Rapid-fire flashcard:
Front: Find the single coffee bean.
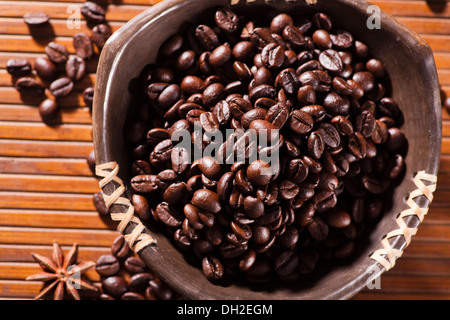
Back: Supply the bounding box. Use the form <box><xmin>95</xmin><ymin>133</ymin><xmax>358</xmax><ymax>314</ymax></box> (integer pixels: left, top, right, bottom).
<box><xmin>325</xmin><ymin>209</ymin><xmax>351</xmax><ymax>228</ymax></box>
<box><xmin>102</xmin><ymin>276</ymin><xmax>127</xmax><ymax>298</ymax></box>
<box><xmin>65</xmin><ymin>56</ymin><xmax>86</xmax><ymax>81</ymax></box>
<box><xmin>111</xmin><ymin>235</ymin><xmax>130</xmax><ymax>259</ymax></box>
<box><xmin>93</xmin><ymin>192</ymin><xmax>109</xmax><ymax>215</ymax></box>
<box><xmin>15</xmin><ymin>77</ymin><xmax>45</xmax><ymax>96</ymax></box>
<box><xmin>96</xmin><ymin>255</ymin><xmax>120</xmax><ymax>276</ymax></box>
<box><xmin>247</xmin><ymin>160</ymin><xmax>273</xmax><ymax>186</ymax></box>
<box><xmin>330</xmin><ymin>30</ymin><xmax>354</xmax><ymax>50</ymax></box>
<box><xmin>312</xmin><ymin>29</ymin><xmax>332</xmax><ymax>49</ymax></box>
<box><xmin>23</xmin><ymin>11</ymin><xmax>49</xmax><ymax>26</ymax></box>
<box><xmin>286</xmin><ymin>158</ymin><xmax>309</xmax><ymax>183</ymax></box>
<box><xmin>128</xmin><ymin>272</ymin><xmax>154</xmax><ymax>292</ymax></box>
<box><xmin>202</xmin><ymin>256</ymin><xmax>224</xmax><ymax>281</ymax></box>
<box><xmin>45</xmin><ymin>42</ymin><xmax>69</xmax><ymax>64</ymax></box>
<box><xmin>132</xmin><ymin>194</ymin><xmax>151</xmax><ymax>220</ymax></box>
<box><xmin>282</xmin><ymin>25</ymin><xmax>305</xmax><ymax>47</ymax></box>
<box><xmin>49</xmin><ymin>77</ymin><xmax>74</xmax><ymax>98</ymax></box>
<box><xmin>288</xmin><ymin>110</ymin><xmax>314</xmax><ymax>134</ymax></box>
<box><xmin>352</xmin><ymin>71</ymin><xmax>375</xmax><ymax>92</ymax></box>
<box><xmin>331</xmin><ymin>115</ymin><xmax>353</xmax><ymax>136</ymax></box>
<box><xmin>215</xmin><ymin>7</ymin><xmax>239</xmax><ymax>33</ymax></box>
<box><xmin>91</xmin><ymin>24</ymin><xmax>112</xmax><ymax>50</ymax></box>
<box><xmin>308</xmin><ymin>132</ymin><xmax>325</xmax><ymax>160</ymax></box>
<box><xmin>209</xmin><ymin>44</ymin><xmax>232</xmax><ymax>67</ymax></box>
<box><xmin>318</xmin><ymin>123</ymin><xmax>341</xmax><ymax>148</ymax></box>
<box><xmin>270</xmin><ymin>13</ymin><xmax>293</xmax><ymax>34</ymax></box>
<box><xmin>191</xmin><ymin>189</ymin><xmax>221</xmax><ymax>213</ymax></box>
<box><xmin>313</xmin><ymin>12</ymin><xmax>332</xmax><ymax>31</ymax></box>
<box><xmin>307</xmin><ymin>217</ymin><xmax>329</xmax><ymax>240</ymax></box>
<box><xmin>81</xmin><ymin>1</ymin><xmax>106</xmax><ymax>23</ymax></box>
<box><xmin>34</xmin><ymin>57</ymin><xmax>58</xmax><ymax>82</ymax></box>
<box><xmin>155</xmin><ymin>202</ymin><xmax>183</xmax><ymax>227</ymax></box>
<box><xmin>250</xmin><ymin>28</ymin><xmax>275</xmax><ymax>50</ymax></box>
<box><xmin>73</xmin><ymin>33</ymin><xmax>94</xmax><ymax>60</ymax></box>
<box><xmin>6</xmin><ymin>59</ymin><xmax>32</xmax><ymax>77</ymax></box>
<box><xmin>319</xmin><ymin>49</ymin><xmax>343</xmax><ymax>73</ymax></box>
<box><xmin>195</xmin><ymin>25</ymin><xmax>219</xmax><ymax>51</ymax></box>
<box><xmin>355</xmin><ymin>110</ymin><xmax>376</xmax><ymax>138</ymax></box>
<box><xmin>274</xmin><ymin>250</ymin><xmax>299</xmax><ymax>277</ymax></box>
<box><xmin>275</xmin><ymin>68</ymin><xmax>300</xmax><ymax>96</ymax></box>
<box><xmin>39</xmin><ymin>98</ymin><xmax>59</xmax><ymax>124</ymax></box>
<box><xmin>265</xmin><ymin>103</ymin><xmax>289</xmax><ymax>129</ymax></box>
<box><xmin>130</xmin><ymin>175</ymin><xmax>158</xmax><ymax>193</ymax></box>
<box><xmin>261</xmin><ymin>43</ymin><xmax>285</xmax><ymax>69</ymax></box>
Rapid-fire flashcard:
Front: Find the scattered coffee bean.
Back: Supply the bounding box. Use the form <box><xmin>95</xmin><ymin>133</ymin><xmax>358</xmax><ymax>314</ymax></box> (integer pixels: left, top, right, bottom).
<box><xmin>73</xmin><ymin>33</ymin><xmax>94</xmax><ymax>60</ymax></box>
<box><xmin>38</xmin><ymin>98</ymin><xmax>59</xmax><ymax>124</ymax></box>
<box><xmin>81</xmin><ymin>1</ymin><xmax>106</xmax><ymax>24</ymax></box>
<box><xmin>45</xmin><ymin>42</ymin><xmax>69</xmax><ymax>64</ymax></box>
<box><xmin>15</xmin><ymin>77</ymin><xmax>45</xmax><ymax>96</ymax></box>
<box><xmin>23</xmin><ymin>11</ymin><xmax>49</xmax><ymax>26</ymax></box>
<box><xmin>6</xmin><ymin>59</ymin><xmax>32</xmax><ymax>77</ymax></box>
<box><xmin>49</xmin><ymin>77</ymin><xmax>74</xmax><ymax>98</ymax></box>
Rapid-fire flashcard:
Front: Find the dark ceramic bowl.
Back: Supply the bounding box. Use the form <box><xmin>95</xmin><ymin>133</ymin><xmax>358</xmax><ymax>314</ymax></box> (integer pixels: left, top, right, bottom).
<box><xmin>93</xmin><ymin>0</ymin><xmax>441</xmax><ymax>299</ymax></box>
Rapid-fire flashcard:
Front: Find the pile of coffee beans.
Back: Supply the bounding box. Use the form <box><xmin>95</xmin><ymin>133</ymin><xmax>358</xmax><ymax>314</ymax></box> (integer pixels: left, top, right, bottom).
<box><xmin>6</xmin><ymin>1</ymin><xmax>111</xmax><ymax>124</ymax></box>
<box><xmin>96</xmin><ymin>235</ymin><xmax>180</xmax><ymax>300</ymax></box>
<box><xmin>126</xmin><ymin>8</ymin><xmax>407</xmax><ymax>284</ymax></box>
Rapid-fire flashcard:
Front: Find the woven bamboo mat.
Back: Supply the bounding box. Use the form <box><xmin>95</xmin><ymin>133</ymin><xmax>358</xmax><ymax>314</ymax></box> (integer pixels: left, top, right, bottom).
<box><xmin>0</xmin><ymin>0</ymin><xmax>449</xmax><ymax>300</ymax></box>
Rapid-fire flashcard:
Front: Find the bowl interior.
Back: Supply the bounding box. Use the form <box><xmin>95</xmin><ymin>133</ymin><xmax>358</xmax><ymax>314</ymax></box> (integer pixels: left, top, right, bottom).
<box><xmin>93</xmin><ymin>0</ymin><xmax>441</xmax><ymax>299</ymax></box>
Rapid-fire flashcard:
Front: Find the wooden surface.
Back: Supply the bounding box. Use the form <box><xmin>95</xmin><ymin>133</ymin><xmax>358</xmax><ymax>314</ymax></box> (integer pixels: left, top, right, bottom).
<box><xmin>0</xmin><ymin>0</ymin><xmax>449</xmax><ymax>300</ymax></box>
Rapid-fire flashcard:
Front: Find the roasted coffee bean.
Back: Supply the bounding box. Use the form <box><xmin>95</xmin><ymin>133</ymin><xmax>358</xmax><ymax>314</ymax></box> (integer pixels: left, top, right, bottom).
<box><xmin>215</xmin><ymin>7</ymin><xmax>239</xmax><ymax>33</ymax></box>
<box><xmin>209</xmin><ymin>44</ymin><xmax>232</xmax><ymax>67</ymax></box>
<box><xmin>307</xmin><ymin>217</ymin><xmax>329</xmax><ymax>240</ymax></box>
<box><xmin>331</xmin><ymin>30</ymin><xmax>353</xmax><ymax>49</ymax></box>
<box><xmin>15</xmin><ymin>77</ymin><xmax>45</xmax><ymax>96</ymax></box>
<box><xmin>39</xmin><ymin>98</ymin><xmax>59</xmax><ymax>124</ymax></box>
<box><xmin>312</xmin><ymin>29</ymin><xmax>332</xmax><ymax>49</ymax></box>
<box><xmin>131</xmin><ymin>175</ymin><xmax>158</xmax><ymax>193</ymax></box>
<box><xmin>45</xmin><ymin>42</ymin><xmax>69</xmax><ymax>64</ymax></box>
<box><xmin>202</xmin><ymin>256</ymin><xmax>224</xmax><ymax>282</ymax></box>
<box><xmin>149</xmin><ymin>278</ymin><xmax>173</xmax><ymax>300</ymax></box>
<box><xmin>192</xmin><ymin>189</ymin><xmax>221</xmax><ymax>213</ymax></box>
<box><xmin>312</xmin><ymin>190</ymin><xmax>337</xmax><ymax>212</ymax></box>
<box><xmin>319</xmin><ymin>49</ymin><xmax>343</xmax><ymax>73</ymax></box>
<box><xmin>265</xmin><ymin>103</ymin><xmax>289</xmax><ymax>129</ymax></box>
<box><xmin>261</xmin><ymin>43</ymin><xmax>285</xmax><ymax>69</ymax></box>
<box><xmin>241</xmin><ymin>108</ymin><xmax>267</xmax><ymax>129</ymax></box>
<box><xmin>366</xmin><ymin>59</ymin><xmax>385</xmax><ymax>78</ymax></box>
<box><xmin>111</xmin><ymin>235</ymin><xmax>130</xmax><ymax>259</ymax></box>
<box><xmin>91</xmin><ymin>24</ymin><xmax>112</xmax><ymax>50</ymax></box>
<box><xmin>373</xmin><ymin>120</ymin><xmax>389</xmax><ymax>143</ymax></box>
<box><xmin>81</xmin><ymin>2</ymin><xmax>105</xmax><ymax>23</ymax></box>
<box><xmin>233</xmin><ymin>41</ymin><xmax>255</xmax><ymax>61</ymax></box>
<box><xmin>196</xmin><ymin>25</ymin><xmax>219</xmax><ymax>51</ymax></box>
<box><xmin>93</xmin><ymin>192</ymin><xmax>109</xmax><ymax>215</ymax></box>
<box><xmin>288</xmin><ymin>110</ymin><xmax>313</xmax><ymax>134</ymax></box>
<box><xmin>308</xmin><ymin>131</ymin><xmax>325</xmax><ymax>159</ymax></box>
<box><xmin>352</xmin><ymin>71</ymin><xmax>375</xmax><ymax>92</ymax></box>
<box><xmin>73</xmin><ymin>33</ymin><xmax>94</xmax><ymax>60</ymax></box>
<box><xmin>155</xmin><ymin>202</ymin><xmax>183</xmax><ymax>227</ymax></box>
<box><xmin>34</xmin><ymin>57</ymin><xmax>58</xmax><ymax>82</ymax></box>
<box><xmin>331</xmin><ymin>115</ymin><xmax>353</xmax><ymax>136</ymax></box>
<box><xmin>385</xmin><ymin>127</ymin><xmax>406</xmax><ymax>151</ymax></box>
<box><xmin>49</xmin><ymin>77</ymin><xmax>74</xmax><ymax>98</ymax></box>
<box><xmin>299</xmin><ymin>70</ymin><xmax>331</xmax><ymax>92</ymax></box>
<box><xmin>132</xmin><ymin>194</ymin><xmax>151</xmax><ymax>220</ymax></box>
<box><xmin>286</xmin><ymin>158</ymin><xmax>309</xmax><ymax>183</ymax></box>
<box><xmin>318</xmin><ymin>123</ymin><xmax>341</xmax><ymax>148</ymax></box>
<box><xmin>282</xmin><ymin>25</ymin><xmax>305</xmax><ymax>47</ymax></box>
<box><xmin>96</xmin><ymin>255</ymin><xmax>120</xmax><ymax>277</ymax></box>
<box><xmin>270</xmin><ymin>13</ymin><xmax>293</xmax><ymax>34</ymax></box>
<box><xmin>65</xmin><ymin>56</ymin><xmax>86</xmax><ymax>81</ymax></box>
<box><xmin>386</xmin><ymin>154</ymin><xmax>405</xmax><ymax>180</ymax></box>
<box><xmin>355</xmin><ymin>110</ymin><xmax>376</xmax><ymax>138</ymax></box>
<box><xmin>23</xmin><ymin>11</ymin><xmax>49</xmax><ymax>26</ymax></box>
<box><xmin>6</xmin><ymin>58</ymin><xmax>32</xmax><ymax>77</ymax></box>
<box><xmin>332</xmin><ymin>76</ymin><xmax>353</xmax><ymax>95</ymax></box>
<box><xmin>323</xmin><ymin>91</ymin><xmax>350</xmax><ymax>116</ymax></box>
<box><xmin>297</xmin><ymin>85</ymin><xmax>316</xmax><ymax>105</ymax></box>
<box><xmin>274</xmin><ymin>250</ymin><xmax>299</xmax><ymax>277</ymax></box>
<box><xmin>243</xmin><ymin>160</ymin><xmax>271</xmax><ymax>187</ymax></box>
<box><xmin>102</xmin><ymin>276</ymin><xmax>128</xmax><ymax>298</ymax></box>
<box><xmin>275</xmin><ymin>68</ymin><xmax>300</xmax><ymax>96</ymax></box>
<box><xmin>249</xmin><ymin>84</ymin><xmax>277</xmax><ymax>102</ymax></box>
<box><xmin>250</xmin><ymin>28</ymin><xmax>275</xmax><ymax>50</ymax></box>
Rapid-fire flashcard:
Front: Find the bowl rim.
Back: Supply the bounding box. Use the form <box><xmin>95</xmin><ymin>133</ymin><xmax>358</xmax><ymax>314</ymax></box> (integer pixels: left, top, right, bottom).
<box><xmin>93</xmin><ymin>0</ymin><xmax>442</xmax><ymax>300</ymax></box>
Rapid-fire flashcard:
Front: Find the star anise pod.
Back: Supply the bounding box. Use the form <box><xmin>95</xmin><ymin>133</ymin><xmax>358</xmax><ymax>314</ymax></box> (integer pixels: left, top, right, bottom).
<box><xmin>26</xmin><ymin>241</ymin><xmax>97</xmax><ymax>300</ymax></box>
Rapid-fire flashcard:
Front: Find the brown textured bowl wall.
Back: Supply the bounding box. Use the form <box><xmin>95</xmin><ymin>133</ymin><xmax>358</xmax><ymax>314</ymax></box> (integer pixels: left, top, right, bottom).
<box><xmin>93</xmin><ymin>0</ymin><xmax>441</xmax><ymax>299</ymax></box>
